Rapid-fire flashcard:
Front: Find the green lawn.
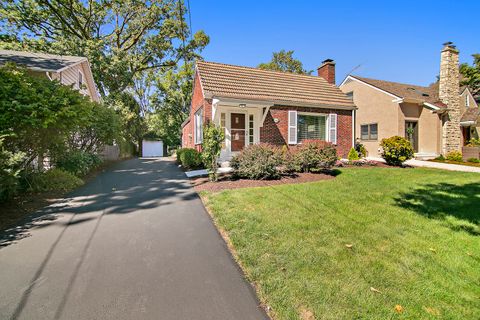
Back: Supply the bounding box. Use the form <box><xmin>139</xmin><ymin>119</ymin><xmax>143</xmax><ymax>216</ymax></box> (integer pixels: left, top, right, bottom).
<box><xmin>201</xmin><ymin>167</ymin><xmax>480</xmax><ymax>320</ymax></box>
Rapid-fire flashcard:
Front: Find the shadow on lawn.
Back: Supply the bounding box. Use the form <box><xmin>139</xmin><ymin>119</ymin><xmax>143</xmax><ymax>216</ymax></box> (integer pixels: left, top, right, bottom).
<box><xmin>394</xmin><ymin>182</ymin><xmax>480</xmax><ymax>235</ymax></box>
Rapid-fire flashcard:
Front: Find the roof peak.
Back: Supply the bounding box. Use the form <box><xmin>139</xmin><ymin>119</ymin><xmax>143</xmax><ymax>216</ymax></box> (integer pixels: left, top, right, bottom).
<box><xmin>350</xmin><ymin>75</ymin><xmax>432</xmax><ymax>90</ymax></box>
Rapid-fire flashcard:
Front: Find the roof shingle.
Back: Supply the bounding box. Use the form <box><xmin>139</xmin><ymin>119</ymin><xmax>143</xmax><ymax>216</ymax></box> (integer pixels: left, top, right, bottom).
<box><xmin>196</xmin><ymin>61</ymin><xmax>355</xmax><ymax>108</ymax></box>
<box><xmin>0</xmin><ymin>50</ymin><xmax>85</xmax><ymax>72</ymax></box>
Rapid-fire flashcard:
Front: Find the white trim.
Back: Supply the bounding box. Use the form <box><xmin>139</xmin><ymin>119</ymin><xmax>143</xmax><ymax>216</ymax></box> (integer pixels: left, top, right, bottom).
<box><xmin>423</xmin><ymin>102</ymin><xmax>441</xmax><ymax>111</ymax></box>
<box><xmin>55</xmin><ymin>58</ymin><xmax>87</xmax><ymax>73</ymax></box>
<box><xmin>352</xmin><ymin>109</ymin><xmax>355</xmax><ymax>148</ymax></box>
<box><xmin>340</xmin><ymin>75</ymin><xmax>402</xmax><ymax>99</ymax></box>
<box><xmin>260</xmin><ymin>105</ymin><xmax>271</xmax><ymax>127</ymax></box>
<box><xmin>212</xmin><ymin>98</ymin><xmax>220</xmax><ymax>121</ymax></box>
<box><xmin>460</xmin><ymin>121</ymin><xmax>476</xmax><ymax>126</ymax></box>
<box><xmin>328</xmin><ymin>113</ymin><xmax>337</xmax><ymax>145</ymax></box>
<box><xmin>392</xmin><ymin>98</ymin><xmax>404</xmax><ymax>103</ymax></box>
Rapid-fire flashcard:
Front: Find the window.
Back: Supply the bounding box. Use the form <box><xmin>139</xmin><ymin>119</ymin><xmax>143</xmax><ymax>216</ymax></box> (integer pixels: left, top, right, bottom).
<box><xmin>78</xmin><ymin>71</ymin><xmax>83</xmax><ymax>89</ymax></box>
<box><xmin>297</xmin><ymin>114</ymin><xmax>327</xmax><ymax>142</ymax></box>
<box><xmin>248</xmin><ymin>114</ymin><xmax>254</xmax><ymax>144</ymax></box>
<box><xmin>465</xmin><ymin>94</ymin><xmax>470</xmax><ymax>107</ymax></box>
<box><xmin>194</xmin><ymin>108</ymin><xmax>203</xmax><ymax>144</ymax></box>
<box><xmin>346</xmin><ymin>91</ymin><xmax>353</xmax><ymax>100</ymax></box>
<box><xmin>360</xmin><ymin>123</ymin><xmax>378</xmax><ymax>140</ymax></box>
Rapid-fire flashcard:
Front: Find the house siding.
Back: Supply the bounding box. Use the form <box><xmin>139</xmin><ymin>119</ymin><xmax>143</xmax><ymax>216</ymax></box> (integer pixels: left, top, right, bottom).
<box><xmin>50</xmin><ymin>62</ymin><xmax>98</xmax><ymax>102</ymax></box>
<box><xmin>182</xmin><ymin>72</ymin><xmax>211</xmax><ymax>150</ymax></box>
<box><xmin>260</xmin><ymin>106</ymin><xmax>352</xmax><ymax>157</ymax></box>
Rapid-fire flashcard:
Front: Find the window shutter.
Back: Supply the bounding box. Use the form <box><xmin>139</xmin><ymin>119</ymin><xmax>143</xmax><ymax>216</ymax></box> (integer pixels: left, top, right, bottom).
<box><xmin>328</xmin><ymin>113</ymin><xmax>337</xmax><ymax>145</ymax></box>
<box><xmin>288</xmin><ymin>110</ymin><xmax>297</xmax><ymax>144</ymax></box>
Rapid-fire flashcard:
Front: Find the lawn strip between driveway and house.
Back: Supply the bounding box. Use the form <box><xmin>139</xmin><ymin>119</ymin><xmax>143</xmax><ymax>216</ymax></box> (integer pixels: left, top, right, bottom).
<box><xmin>200</xmin><ymin>167</ymin><xmax>480</xmax><ymax>320</ymax></box>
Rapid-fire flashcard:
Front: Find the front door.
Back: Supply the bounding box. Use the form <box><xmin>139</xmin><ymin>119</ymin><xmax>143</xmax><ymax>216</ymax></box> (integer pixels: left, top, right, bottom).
<box><xmin>405</xmin><ymin>121</ymin><xmax>418</xmax><ymax>152</ymax></box>
<box><xmin>230</xmin><ymin>113</ymin><xmax>246</xmax><ymax>152</ymax></box>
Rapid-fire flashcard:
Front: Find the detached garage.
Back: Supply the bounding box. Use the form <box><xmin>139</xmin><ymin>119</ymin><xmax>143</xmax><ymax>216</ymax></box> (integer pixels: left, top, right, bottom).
<box><xmin>142</xmin><ymin>140</ymin><xmax>165</xmax><ymax>157</ymax></box>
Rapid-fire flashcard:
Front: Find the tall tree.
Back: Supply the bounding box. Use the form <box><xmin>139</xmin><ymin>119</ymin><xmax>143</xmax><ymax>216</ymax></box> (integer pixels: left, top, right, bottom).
<box><xmin>460</xmin><ymin>54</ymin><xmax>480</xmax><ymax>101</ymax></box>
<box><xmin>258</xmin><ymin>50</ymin><xmax>312</xmax><ymax>75</ymax></box>
<box><xmin>0</xmin><ymin>0</ymin><xmax>209</xmax><ymax>97</ymax></box>
<box><xmin>147</xmin><ymin>62</ymin><xmax>194</xmax><ymax>147</ymax></box>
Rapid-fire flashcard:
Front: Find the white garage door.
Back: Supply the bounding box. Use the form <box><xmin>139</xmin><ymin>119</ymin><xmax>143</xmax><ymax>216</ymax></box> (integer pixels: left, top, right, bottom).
<box><xmin>142</xmin><ymin>140</ymin><xmax>164</xmax><ymax>157</ymax></box>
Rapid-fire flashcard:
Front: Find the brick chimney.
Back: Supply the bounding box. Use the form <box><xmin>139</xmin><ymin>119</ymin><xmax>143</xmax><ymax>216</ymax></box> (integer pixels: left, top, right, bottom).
<box><xmin>318</xmin><ymin>59</ymin><xmax>335</xmax><ymax>84</ymax></box>
<box><xmin>439</xmin><ymin>42</ymin><xmax>461</xmax><ymax>154</ymax></box>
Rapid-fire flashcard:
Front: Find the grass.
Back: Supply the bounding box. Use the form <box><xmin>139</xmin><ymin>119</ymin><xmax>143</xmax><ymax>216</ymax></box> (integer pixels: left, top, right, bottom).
<box><xmin>201</xmin><ymin>167</ymin><xmax>480</xmax><ymax>320</ymax></box>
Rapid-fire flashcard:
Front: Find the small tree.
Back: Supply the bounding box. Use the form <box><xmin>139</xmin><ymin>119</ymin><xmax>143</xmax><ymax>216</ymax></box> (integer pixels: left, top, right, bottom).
<box><xmin>380</xmin><ymin>136</ymin><xmax>414</xmax><ymax>166</ymax></box>
<box><xmin>201</xmin><ymin>123</ymin><xmax>224</xmax><ymax>181</ymax></box>
<box><xmin>348</xmin><ymin>147</ymin><xmax>360</xmax><ymax>161</ymax></box>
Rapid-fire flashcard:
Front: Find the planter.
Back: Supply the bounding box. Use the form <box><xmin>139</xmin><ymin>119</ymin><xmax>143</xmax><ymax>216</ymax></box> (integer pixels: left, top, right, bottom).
<box><xmin>462</xmin><ymin>146</ymin><xmax>480</xmax><ymax>161</ymax></box>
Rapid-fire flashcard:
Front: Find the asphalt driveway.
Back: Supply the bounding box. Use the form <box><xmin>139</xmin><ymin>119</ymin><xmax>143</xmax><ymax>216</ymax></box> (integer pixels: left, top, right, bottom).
<box><xmin>0</xmin><ymin>158</ymin><xmax>268</xmax><ymax>320</ymax></box>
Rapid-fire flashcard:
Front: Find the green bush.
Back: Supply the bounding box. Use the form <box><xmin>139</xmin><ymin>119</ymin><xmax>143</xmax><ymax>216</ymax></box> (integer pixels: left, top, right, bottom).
<box><xmin>55</xmin><ymin>150</ymin><xmax>102</xmax><ymax>176</ymax></box>
<box><xmin>178</xmin><ymin>148</ymin><xmax>202</xmax><ymax>169</ymax></box>
<box><xmin>466</xmin><ymin>138</ymin><xmax>480</xmax><ymax>147</ymax></box>
<box><xmin>29</xmin><ymin>168</ymin><xmax>83</xmax><ymax>192</ymax></box>
<box><xmin>355</xmin><ymin>142</ymin><xmax>367</xmax><ymax>158</ymax></box>
<box><xmin>231</xmin><ymin>144</ymin><xmax>282</xmax><ymax>180</ymax></box>
<box><xmin>0</xmin><ymin>137</ymin><xmax>25</xmax><ymax>201</ymax></box>
<box><xmin>201</xmin><ymin>123</ymin><xmax>224</xmax><ymax>181</ymax></box>
<box><xmin>445</xmin><ymin>151</ymin><xmax>463</xmax><ymax>162</ymax></box>
<box><xmin>292</xmin><ymin>140</ymin><xmax>337</xmax><ymax>172</ymax></box>
<box><xmin>380</xmin><ymin>136</ymin><xmax>414</xmax><ymax>166</ymax></box>
<box><xmin>434</xmin><ymin>154</ymin><xmax>445</xmax><ymax>161</ymax></box>
<box><xmin>467</xmin><ymin>157</ymin><xmax>480</xmax><ymax>163</ymax></box>
<box><xmin>347</xmin><ymin>147</ymin><xmax>360</xmax><ymax>161</ymax></box>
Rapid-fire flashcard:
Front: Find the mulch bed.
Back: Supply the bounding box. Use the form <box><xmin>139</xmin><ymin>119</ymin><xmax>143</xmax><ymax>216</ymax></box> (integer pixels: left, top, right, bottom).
<box><xmin>192</xmin><ymin>172</ymin><xmax>335</xmax><ymax>193</ymax></box>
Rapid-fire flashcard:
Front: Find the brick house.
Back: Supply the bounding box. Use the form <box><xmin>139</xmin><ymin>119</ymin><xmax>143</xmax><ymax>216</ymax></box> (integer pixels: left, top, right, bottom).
<box><xmin>339</xmin><ymin>42</ymin><xmax>479</xmax><ymax>158</ymax></box>
<box><xmin>182</xmin><ymin>60</ymin><xmax>356</xmax><ymax>161</ymax></box>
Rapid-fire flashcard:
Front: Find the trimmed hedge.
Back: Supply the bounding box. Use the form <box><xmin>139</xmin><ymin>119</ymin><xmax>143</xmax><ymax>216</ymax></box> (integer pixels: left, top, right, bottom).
<box><xmin>380</xmin><ymin>136</ymin><xmax>414</xmax><ymax>166</ymax></box>
<box><xmin>291</xmin><ymin>140</ymin><xmax>337</xmax><ymax>173</ymax></box>
<box><xmin>55</xmin><ymin>150</ymin><xmax>102</xmax><ymax>177</ymax></box>
<box><xmin>28</xmin><ymin>168</ymin><xmax>84</xmax><ymax>192</ymax></box>
<box><xmin>177</xmin><ymin>148</ymin><xmax>202</xmax><ymax>169</ymax></box>
<box><xmin>231</xmin><ymin>144</ymin><xmax>282</xmax><ymax>180</ymax></box>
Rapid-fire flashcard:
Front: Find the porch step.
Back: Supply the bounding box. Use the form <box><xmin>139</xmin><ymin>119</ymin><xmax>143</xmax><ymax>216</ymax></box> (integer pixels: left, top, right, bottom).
<box><xmin>220</xmin><ymin>161</ymin><xmax>231</xmax><ymax>168</ymax></box>
<box><xmin>414</xmin><ymin>153</ymin><xmax>438</xmax><ymax>160</ymax></box>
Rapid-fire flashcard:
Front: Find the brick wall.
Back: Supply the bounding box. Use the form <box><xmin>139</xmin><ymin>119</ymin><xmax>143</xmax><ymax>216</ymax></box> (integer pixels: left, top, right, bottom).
<box><xmin>260</xmin><ymin>106</ymin><xmax>353</xmax><ymax>157</ymax></box>
<box><xmin>182</xmin><ymin>72</ymin><xmax>212</xmax><ymax>151</ymax></box>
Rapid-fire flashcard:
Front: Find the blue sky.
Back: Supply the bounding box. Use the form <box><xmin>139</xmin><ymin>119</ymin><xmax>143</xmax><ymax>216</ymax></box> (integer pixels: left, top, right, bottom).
<box><xmin>189</xmin><ymin>0</ymin><xmax>479</xmax><ymax>86</ymax></box>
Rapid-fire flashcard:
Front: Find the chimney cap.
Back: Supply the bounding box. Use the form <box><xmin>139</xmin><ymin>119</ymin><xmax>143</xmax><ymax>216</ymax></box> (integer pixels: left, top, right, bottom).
<box><xmin>321</xmin><ymin>58</ymin><xmax>335</xmax><ymax>65</ymax></box>
<box><xmin>442</xmin><ymin>41</ymin><xmax>456</xmax><ymax>49</ymax></box>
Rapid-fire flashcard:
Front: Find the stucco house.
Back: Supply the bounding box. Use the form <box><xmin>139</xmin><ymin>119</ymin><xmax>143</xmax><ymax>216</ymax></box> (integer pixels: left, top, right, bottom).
<box><xmin>0</xmin><ymin>50</ymin><xmax>100</xmax><ymax>102</ymax></box>
<box><xmin>182</xmin><ymin>60</ymin><xmax>356</xmax><ymax>161</ymax></box>
<box><xmin>340</xmin><ymin>42</ymin><xmax>479</xmax><ymax>158</ymax></box>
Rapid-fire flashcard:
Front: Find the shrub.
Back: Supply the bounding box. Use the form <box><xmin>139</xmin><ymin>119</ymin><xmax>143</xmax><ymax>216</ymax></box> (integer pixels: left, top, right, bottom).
<box><xmin>231</xmin><ymin>144</ymin><xmax>282</xmax><ymax>180</ymax></box>
<box><xmin>380</xmin><ymin>136</ymin><xmax>414</xmax><ymax>166</ymax></box>
<box><xmin>445</xmin><ymin>151</ymin><xmax>463</xmax><ymax>162</ymax></box>
<box><xmin>434</xmin><ymin>154</ymin><xmax>445</xmax><ymax>161</ymax></box>
<box><xmin>466</xmin><ymin>138</ymin><xmax>480</xmax><ymax>147</ymax></box>
<box><xmin>55</xmin><ymin>150</ymin><xmax>102</xmax><ymax>176</ymax></box>
<box><xmin>354</xmin><ymin>141</ymin><xmax>367</xmax><ymax>158</ymax></box>
<box><xmin>179</xmin><ymin>148</ymin><xmax>202</xmax><ymax>169</ymax></box>
<box><xmin>28</xmin><ymin>168</ymin><xmax>83</xmax><ymax>192</ymax></box>
<box><xmin>0</xmin><ymin>137</ymin><xmax>25</xmax><ymax>201</ymax></box>
<box><xmin>293</xmin><ymin>140</ymin><xmax>337</xmax><ymax>172</ymax></box>
<box><xmin>347</xmin><ymin>147</ymin><xmax>360</xmax><ymax>161</ymax></box>
<box><xmin>467</xmin><ymin>157</ymin><xmax>480</xmax><ymax>163</ymax></box>
<box><xmin>201</xmin><ymin>123</ymin><xmax>224</xmax><ymax>181</ymax></box>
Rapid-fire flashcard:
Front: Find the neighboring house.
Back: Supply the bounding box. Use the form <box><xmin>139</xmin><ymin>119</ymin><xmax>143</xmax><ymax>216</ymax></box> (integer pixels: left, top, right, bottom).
<box><xmin>0</xmin><ymin>50</ymin><xmax>100</xmax><ymax>102</ymax></box>
<box><xmin>182</xmin><ymin>60</ymin><xmax>356</xmax><ymax>161</ymax></box>
<box><xmin>340</xmin><ymin>42</ymin><xmax>479</xmax><ymax>158</ymax></box>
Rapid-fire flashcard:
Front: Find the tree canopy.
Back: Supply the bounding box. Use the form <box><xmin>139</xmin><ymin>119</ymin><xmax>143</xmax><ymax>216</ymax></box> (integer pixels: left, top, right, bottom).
<box><xmin>258</xmin><ymin>50</ymin><xmax>312</xmax><ymax>75</ymax></box>
<box><xmin>0</xmin><ymin>0</ymin><xmax>209</xmax><ymax>97</ymax></box>
<box><xmin>460</xmin><ymin>54</ymin><xmax>480</xmax><ymax>101</ymax></box>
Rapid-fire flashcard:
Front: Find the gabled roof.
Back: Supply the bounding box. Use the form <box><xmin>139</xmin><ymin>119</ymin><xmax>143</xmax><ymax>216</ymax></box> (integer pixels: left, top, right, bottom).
<box><xmin>461</xmin><ymin>107</ymin><xmax>479</xmax><ymax>123</ymax></box>
<box><xmin>0</xmin><ymin>50</ymin><xmax>86</xmax><ymax>72</ymax></box>
<box><xmin>196</xmin><ymin>60</ymin><xmax>355</xmax><ymax>109</ymax></box>
<box><xmin>347</xmin><ymin>75</ymin><xmax>447</xmax><ymax>108</ymax></box>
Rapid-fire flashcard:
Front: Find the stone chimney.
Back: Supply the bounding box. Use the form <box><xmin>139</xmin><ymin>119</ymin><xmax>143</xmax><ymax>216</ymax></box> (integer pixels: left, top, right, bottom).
<box><xmin>318</xmin><ymin>59</ymin><xmax>335</xmax><ymax>84</ymax></box>
<box><xmin>439</xmin><ymin>42</ymin><xmax>461</xmax><ymax>154</ymax></box>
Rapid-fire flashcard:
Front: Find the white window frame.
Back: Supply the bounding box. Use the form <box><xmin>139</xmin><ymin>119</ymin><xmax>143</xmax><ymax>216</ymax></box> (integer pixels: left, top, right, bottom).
<box><xmin>296</xmin><ymin>112</ymin><xmax>329</xmax><ymax>144</ymax></box>
<box><xmin>194</xmin><ymin>108</ymin><xmax>203</xmax><ymax>144</ymax></box>
<box><xmin>360</xmin><ymin>123</ymin><xmax>378</xmax><ymax>141</ymax></box>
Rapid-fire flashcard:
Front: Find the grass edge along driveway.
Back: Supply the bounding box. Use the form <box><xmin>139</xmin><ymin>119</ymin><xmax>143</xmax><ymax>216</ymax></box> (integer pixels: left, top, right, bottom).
<box><xmin>200</xmin><ymin>167</ymin><xmax>480</xmax><ymax>320</ymax></box>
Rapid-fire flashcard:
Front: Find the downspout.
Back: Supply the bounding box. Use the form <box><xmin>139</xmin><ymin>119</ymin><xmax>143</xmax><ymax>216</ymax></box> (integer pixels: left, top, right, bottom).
<box><xmin>352</xmin><ymin>109</ymin><xmax>356</xmax><ymax>148</ymax></box>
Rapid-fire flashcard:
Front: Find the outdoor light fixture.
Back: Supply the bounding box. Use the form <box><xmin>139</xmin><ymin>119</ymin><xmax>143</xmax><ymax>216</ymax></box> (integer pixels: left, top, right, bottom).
<box><xmin>239</xmin><ymin>103</ymin><xmax>246</xmax><ymax>108</ymax></box>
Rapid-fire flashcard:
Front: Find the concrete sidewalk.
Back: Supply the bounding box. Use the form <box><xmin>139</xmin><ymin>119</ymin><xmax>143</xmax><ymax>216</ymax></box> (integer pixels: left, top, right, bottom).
<box><xmin>367</xmin><ymin>157</ymin><xmax>480</xmax><ymax>173</ymax></box>
<box><xmin>0</xmin><ymin>158</ymin><xmax>268</xmax><ymax>320</ymax></box>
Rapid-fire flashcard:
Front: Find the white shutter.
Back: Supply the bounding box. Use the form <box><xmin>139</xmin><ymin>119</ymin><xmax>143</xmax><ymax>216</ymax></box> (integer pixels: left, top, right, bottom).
<box><xmin>328</xmin><ymin>113</ymin><xmax>337</xmax><ymax>145</ymax></box>
<box><xmin>288</xmin><ymin>110</ymin><xmax>297</xmax><ymax>144</ymax></box>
